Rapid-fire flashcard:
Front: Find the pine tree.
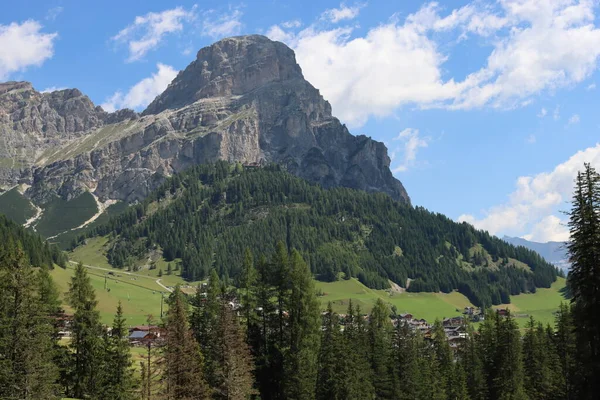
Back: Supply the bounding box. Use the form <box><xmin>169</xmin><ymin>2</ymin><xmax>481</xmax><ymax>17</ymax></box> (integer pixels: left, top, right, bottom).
<box><xmin>285</xmin><ymin>249</ymin><xmax>321</xmax><ymax>400</ymax></box>
<box><xmin>342</xmin><ymin>302</ymin><xmax>374</xmax><ymax>400</ymax></box>
<box><xmin>461</xmin><ymin>324</ymin><xmax>487</xmax><ymax>400</ymax></box>
<box><xmin>162</xmin><ymin>285</ymin><xmax>210</xmax><ymax>399</ymax></box>
<box><xmin>566</xmin><ymin>163</ymin><xmax>600</xmax><ymax>398</ymax></box>
<box><xmin>67</xmin><ymin>262</ymin><xmax>103</xmax><ymax>399</ymax></box>
<box><xmin>492</xmin><ymin>312</ymin><xmax>528</xmax><ymax>400</ymax></box>
<box><xmin>523</xmin><ymin>317</ymin><xmax>556</xmax><ymax>400</ymax></box>
<box><xmin>316</xmin><ymin>303</ymin><xmax>345</xmax><ymax>400</ymax></box>
<box><xmin>554</xmin><ymin>303</ymin><xmax>578</xmax><ymax>400</ymax></box>
<box><xmin>368</xmin><ymin>299</ymin><xmax>393</xmax><ymax>399</ymax></box>
<box><xmin>393</xmin><ymin>320</ymin><xmax>422</xmax><ymax>400</ymax></box>
<box><xmin>191</xmin><ymin>269</ymin><xmax>222</xmax><ymax>389</ymax></box>
<box><xmin>431</xmin><ymin>320</ymin><xmax>452</xmax><ymax>397</ymax></box>
<box><xmin>213</xmin><ymin>298</ymin><xmax>256</xmax><ymax>400</ymax></box>
<box><xmin>100</xmin><ymin>302</ymin><xmax>137</xmax><ymax>399</ymax></box>
<box><xmin>0</xmin><ymin>243</ymin><xmax>59</xmax><ymax>399</ymax></box>
<box><xmin>239</xmin><ymin>248</ymin><xmax>257</xmax><ymax>331</ymax></box>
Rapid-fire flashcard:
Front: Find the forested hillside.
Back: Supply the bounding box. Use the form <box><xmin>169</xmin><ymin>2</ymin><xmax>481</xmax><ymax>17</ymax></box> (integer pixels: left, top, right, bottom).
<box><xmin>77</xmin><ymin>162</ymin><xmax>559</xmax><ymax>307</ymax></box>
<box><xmin>0</xmin><ymin>214</ymin><xmax>67</xmax><ymax>268</ymax></box>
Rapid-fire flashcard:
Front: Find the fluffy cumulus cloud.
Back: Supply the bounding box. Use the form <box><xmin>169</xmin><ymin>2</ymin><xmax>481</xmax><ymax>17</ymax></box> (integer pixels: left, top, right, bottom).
<box><xmin>0</xmin><ymin>20</ymin><xmax>57</xmax><ymax>80</ymax></box>
<box><xmin>101</xmin><ymin>63</ymin><xmax>177</xmax><ymax>112</ymax></box>
<box><xmin>267</xmin><ymin>0</ymin><xmax>600</xmax><ymax>127</ymax></box>
<box><xmin>391</xmin><ymin>128</ymin><xmax>430</xmax><ymax>173</ymax></box>
<box><xmin>201</xmin><ymin>8</ymin><xmax>243</xmax><ymax>39</ymax></box>
<box><xmin>322</xmin><ymin>3</ymin><xmax>364</xmax><ymax>23</ymax></box>
<box><xmin>458</xmin><ymin>144</ymin><xmax>600</xmax><ymax>242</ymax></box>
<box><xmin>112</xmin><ymin>7</ymin><xmax>196</xmax><ymax>62</ymax></box>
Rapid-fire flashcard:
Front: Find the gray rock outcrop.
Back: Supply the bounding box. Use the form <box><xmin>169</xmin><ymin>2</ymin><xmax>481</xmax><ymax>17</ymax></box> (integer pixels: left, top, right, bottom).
<box><xmin>0</xmin><ymin>35</ymin><xmax>410</xmax><ymax>205</ymax></box>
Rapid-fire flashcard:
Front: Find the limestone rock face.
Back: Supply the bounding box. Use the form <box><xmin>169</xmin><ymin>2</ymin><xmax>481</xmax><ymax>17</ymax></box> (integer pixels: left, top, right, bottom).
<box><xmin>0</xmin><ymin>35</ymin><xmax>410</xmax><ymax>204</ymax></box>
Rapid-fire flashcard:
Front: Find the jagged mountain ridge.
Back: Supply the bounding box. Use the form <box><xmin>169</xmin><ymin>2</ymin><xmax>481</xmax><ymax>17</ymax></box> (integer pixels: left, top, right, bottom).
<box><xmin>0</xmin><ymin>35</ymin><xmax>409</xmax><ymax>206</ymax></box>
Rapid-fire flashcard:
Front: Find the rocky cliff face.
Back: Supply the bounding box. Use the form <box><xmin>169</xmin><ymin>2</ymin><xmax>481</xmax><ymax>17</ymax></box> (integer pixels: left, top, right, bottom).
<box><xmin>0</xmin><ymin>35</ymin><xmax>409</xmax><ymax>204</ymax></box>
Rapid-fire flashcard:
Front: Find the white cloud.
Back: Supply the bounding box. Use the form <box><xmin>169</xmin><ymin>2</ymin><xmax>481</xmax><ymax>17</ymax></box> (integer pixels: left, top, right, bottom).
<box><xmin>267</xmin><ymin>21</ymin><xmax>462</xmax><ymax>127</ymax></box>
<box><xmin>526</xmin><ymin>134</ymin><xmax>536</xmax><ymax>144</ymax></box>
<box><xmin>322</xmin><ymin>3</ymin><xmax>364</xmax><ymax>23</ymax></box>
<box><xmin>46</xmin><ymin>6</ymin><xmax>63</xmax><ymax>21</ymax></box>
<box><xmin>201</xmin><ymin>8</ymin><xmax>243</xmax><ymax>39</ymax></box>
<box><xmin>113</xmin><ymin>7</ymin><xmax>196</xmax><ymax>62</ymax></box>
<box><xmin>101</xmin><ymin>63</ymin><xmax>177</xmax><ymax>112</ymax></box>
<box><xmin>41</xmin><ymin>86</ymin><xmax>67</xmax><ymax>93</ymax></box>
<box><xmin>537</xmin><ymin>107</ymin><xmax>547</xmax><ymax>117</ymax></box>
<box><xmin>568</xmin><ymin>114</ymin><xmax>580</xmax><ymax>124</ymax></box>
<box><xmin>281</xmin><ymin>20</ymin><xmax>302</xmax><ymax>29</ymax></box>
<box><xmin>458</xmin><ymin>144</ymin><xmax>600</xmax><ymax>242</ymax></box>
<box><xmin>553</xmin><ymin>105</ymin><xmax>561</xmax><ymax>120</ymax></box>
<box><xmin>267</xmin><ymin>0</ymin><xmax>600</xmax><ymax>127</ymax></box>
<box><xmin>391</xmin><ymin>128</ymin><xmax>430</xmax><ymax>173</ymax></box>
<box><xmin>0</xmin><ymin>20</ymin><xmax>57</xmax><ymax>80</ymax></box>
<box><xmin>587</xmin><ymin>82</ymin><xmax>596</xmax><ymax>90</ymax></box>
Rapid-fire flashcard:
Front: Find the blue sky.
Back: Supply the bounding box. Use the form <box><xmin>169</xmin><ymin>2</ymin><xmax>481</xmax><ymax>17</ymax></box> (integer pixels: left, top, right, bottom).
<box><xmin>2</xmin><ymin>0</ymin><xmax>600</xmax><ymax>242</ymax></box>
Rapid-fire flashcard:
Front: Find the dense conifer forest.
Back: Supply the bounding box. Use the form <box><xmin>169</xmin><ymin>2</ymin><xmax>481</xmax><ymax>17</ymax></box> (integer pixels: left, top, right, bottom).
<box><xmin>0</xmin><ymin>213</ymin><xmax>67</xmax><ymax>268</ymax></box>
<box><xmin>79</xmin><ymin>162</ymin><xmax>559</xmax><ymax>307</ymax></box>
<box><xmin>2</xmin><ymin>163</ymin><xmax>600</xmax><ymax>399</ymax></box>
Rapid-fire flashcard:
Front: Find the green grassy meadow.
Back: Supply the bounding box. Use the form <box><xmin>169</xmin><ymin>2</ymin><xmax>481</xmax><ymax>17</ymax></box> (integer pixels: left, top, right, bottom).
<box><xmin>51</xmin><ymin>264</ymin><xmax>167</xmax><ymax>326</ymax></box>
<box><xmin>494</xmin><ymin>277</ymin><xmax>568</xmax><ymax>327</ymax></box>
<box><xmin>66</xmin><ymin>238</ymin><xmax>569</xmax><ymax>327</ymax></box>
<box><xmin>316</xmin><ymin>276</ymin><xmax>568</xmax><ymax>325</ymax></box>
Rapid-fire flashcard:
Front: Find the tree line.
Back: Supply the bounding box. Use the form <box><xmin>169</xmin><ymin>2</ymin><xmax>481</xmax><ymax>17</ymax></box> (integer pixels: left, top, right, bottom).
<box><xmin>2</xmin><ymin>163</ymin><xmax>599</xmax><ymax>399</ymax></box>
<box><xmin>77</xmin><ymin>161</ymin><xmax>560</xmax><ymax>307</ymax></box>
<box><xmin>0</xmin><ymin>239</ymin><xmax>596</xmax><ymax>400</ymax></box>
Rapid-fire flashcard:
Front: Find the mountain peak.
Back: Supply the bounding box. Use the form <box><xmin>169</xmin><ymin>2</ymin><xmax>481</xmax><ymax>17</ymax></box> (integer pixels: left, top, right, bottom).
<box><xmin>143</xmin><ymin>35</ymin><xmax>304</xmax><ymax>115</ymax></box>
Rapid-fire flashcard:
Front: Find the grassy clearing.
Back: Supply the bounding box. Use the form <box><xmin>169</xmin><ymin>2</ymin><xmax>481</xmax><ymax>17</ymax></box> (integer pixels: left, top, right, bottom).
<box><xmin>36</xmin><ymin>192</ymin><xmax>98</xmax><ymax>238</ymax></box>
<box><xmin>51</xmin><ymin>264</ymin><xmax>167</xmax><ymax>326</ymax></box>
<box><xmin>494</xmin><ymin>277</ymin><xmax>568</xmax><ymax>327</ymax></box>
<box><xmin>316</xmin><ymin>278</ymin><xmax>471</xmax><ymax>321</ymax></box>
<box><xmin>70</xmin><ymin>235</ymin><xmax>567</xmax><ymax>327</ymax></box>
<box><xmin>316</xmin><ymin>277</ymin><xmax>568</xmax><ymax>325</ymax></box>
<box><xmin>0</xmin><ymin>187</ymin><xmax>36</xmax><ymax>225</ymax></box>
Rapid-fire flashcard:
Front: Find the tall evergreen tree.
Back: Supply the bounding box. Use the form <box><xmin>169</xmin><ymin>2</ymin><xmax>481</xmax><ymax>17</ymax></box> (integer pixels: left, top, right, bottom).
<box><xmin>213</xmin><ymin>298</ymin><xmax>256</xmax><ymax>400</ymax></box>
<box><xmin>0</xmin><ymin>243</ymin><xmax>59</xmax><ymax>399</ymax></box>
<box><xmin>67</xmin><ymin>262</ymin><xmax>103</xmax><ymax>399</ymax></box>
<box><xmin>566</xmin><ymin>163</ymin><xmax>600</xmax><ymax>398</ymax></box>
<box><xmin>368</xmin><ymin>299</ymin><xmax>394</xmax><ymax>399</ymax></box>
<box><xmin>316</xmin><ymin>303</ymin><xmax>345</xmax><ymax>400</ymax></box>
<box><xmin>341</xmin><ymin>301</ymin><xmax>374</xmax><ymax>400</ymax></box>
<box><xmin>163</xmin><ymin>285</ymin><xmax>210</xmax><ymax>399</ymax></box>
<box><xmin>100</xmin><ymin>302</ymin><xmax>137</xmax><ymax>400</ymax></box>
<box><xmin>285</xmin><ymin>250</ymin><xmax>321</xmax><ymax>400</ymax></box>
<box><xmin>492</xmin><ymin>312</ymin><xmax>528</xmax><ymax>400</ymax></box>
<box><xmin>192</xmin><ymin>269</ymin><xmax>222</xmax><ymax>389</ymax></box>
<box><xmin>554</xmin><ymin>303</ymin><xmax>579</xmax><ymax>400</ymax></box>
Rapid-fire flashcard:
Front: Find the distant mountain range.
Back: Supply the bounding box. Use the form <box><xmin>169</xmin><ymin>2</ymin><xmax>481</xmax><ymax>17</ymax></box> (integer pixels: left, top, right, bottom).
<box><xmin>503</xmin><ymin>236</ymin><xmax>569</xmax><ymax>272</ymax></box>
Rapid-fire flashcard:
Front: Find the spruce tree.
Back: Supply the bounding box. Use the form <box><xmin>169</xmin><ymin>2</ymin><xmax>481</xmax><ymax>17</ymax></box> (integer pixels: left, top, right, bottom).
<box><xmin>492</xmin><ymin>312</ymin><xmax>528</xmax><ymax>400</ymax></box>
<box><xmin>162</xmin><ymin>285</ymin><xmax>210</xmax><ymax>399</ymax></box>
<box><xmin>0</xmin><ymin>243</ymin><xmax>59</xmax><ymax>399</ymax></box>
<box><xmin>67</xmin><ymin>262</ymin><xmax>103</xmax><ymax>399</ymax></box>
<box><xmin>100</xmin><ymin>302</ymin><xmax>137</xmax><ymax>400</ymax></box>
<box><xmin>566</xmin><ymin>163</ymin><xmax>600</xmax><ymax>398</ymax></box>
<box><xmin>368</xmin><ymin>299</ymin><xmax>394</xmax><ymax>399</ymax></box>
<box><xmin>554</xmin><ymin>303</ymin><xmax>579</xmax><ymax>400</ymax></box>
<box><xmin>285</xmin><ymin>249</ymin><xmax>321</xmax><ymax>400</ymax></box>
<box><xmin>316</xmin><ymin>303</ymin><xmax>345</xmax><ymax>400</ymax></box>
<box><xmin>191</xmin><ymin>269</ymin><xmax>222</xmax><ymax>389</ymax></box>
<box><xmin>431</xmin><ymin>320</ymin><xmax>453</xmax><ymax>397</ymax></box>
<box><xmin>213</xmin><ymin>298</ymin><xmax>256</xmax><ymax>400</ymax></box>
<box><xmin>462</xmin><ymin>324</ymin><xmax>487</xmax><ymax>400</ymax></box>
<box><xmin>341</xmin><ymin>301</ymin><xmax>374</xmax><ymax>400</ymax></box>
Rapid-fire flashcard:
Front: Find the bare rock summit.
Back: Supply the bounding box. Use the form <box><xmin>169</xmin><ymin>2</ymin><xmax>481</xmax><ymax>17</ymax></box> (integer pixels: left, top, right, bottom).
<box><xmin>0</xmin><ymin>35</ymin><xmax>409</xmax><ymax>205</ymax></box>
